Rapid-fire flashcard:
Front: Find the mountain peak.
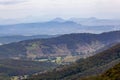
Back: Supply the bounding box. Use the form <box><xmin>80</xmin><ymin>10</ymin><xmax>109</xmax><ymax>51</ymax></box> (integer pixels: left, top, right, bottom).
<box><xmin>88</xmin><ymin>17</ymin><xmax>97</xmax><ymax>20</ymax></box>
<box><xmin>52</xmin><ymin>17</ymin><xmax>65</xmax><ymax>22</ymax></box>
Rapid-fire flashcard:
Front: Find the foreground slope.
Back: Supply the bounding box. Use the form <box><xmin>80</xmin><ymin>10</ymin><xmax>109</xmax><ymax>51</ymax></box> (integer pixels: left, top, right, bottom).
<box><xmin>101</xmin><ymin>62</ymin><xmax>120</xmax><ymax>80</ymax></box>
<box><xmin>80</xmin><ymin>62</ymin><xmax>120</xmax><ymax>80</ymax></box>
<box><xmin>26</xmin><ymin>43</ymin><xmax>120</xmax><ymax>80</ymax></box>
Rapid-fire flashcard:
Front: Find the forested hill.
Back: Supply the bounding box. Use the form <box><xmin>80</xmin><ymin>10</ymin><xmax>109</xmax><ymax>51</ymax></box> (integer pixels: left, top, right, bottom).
<box><xmin>26</xmin><ymin>43</ymin><xmax>120</xmax><ymax>80</ymax></box>
<box><xmin>0</xmin><ymin>31</ymin><xmax>119</xmax><ymax>59</ymax></box>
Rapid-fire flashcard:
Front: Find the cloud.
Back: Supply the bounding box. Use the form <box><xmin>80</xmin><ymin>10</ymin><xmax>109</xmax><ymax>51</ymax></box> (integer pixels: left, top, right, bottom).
<box><xmin>0</xmin><ymin>0</ymin><xmax>120</xmax><ymax>21</ymax></box>
<box><xmin>0</xmin><ymin>0</ymin><xmax>28</xmax><ymax>5</ymax></box>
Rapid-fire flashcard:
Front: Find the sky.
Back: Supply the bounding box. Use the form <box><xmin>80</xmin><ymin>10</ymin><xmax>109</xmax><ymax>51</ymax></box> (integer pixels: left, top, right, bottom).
<box><xmin>0</xmin><ymin>0</ymin><xmax>120</xmax><ymax>22</ymax></box>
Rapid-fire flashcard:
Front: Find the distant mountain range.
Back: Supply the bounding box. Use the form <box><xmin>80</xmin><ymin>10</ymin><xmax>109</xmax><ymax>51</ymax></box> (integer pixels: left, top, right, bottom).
<box><xmin>70</xmin><ymin>17</ymin><xmax>120</xmax><ymax>26</ymax></box>
<box><xmin>0</xmin><ymin>17</ymin><xmax>120</xmax><ymax>36</ymax></box>
<box><xmin>0</xmin><ymin>21</ymin><xmax>82</xmax><ymax>35</ymax></box>
<box><xmin>0</xmin><ymin>31</ymin><xmax>119</xmax><ymax>59</ymax></box>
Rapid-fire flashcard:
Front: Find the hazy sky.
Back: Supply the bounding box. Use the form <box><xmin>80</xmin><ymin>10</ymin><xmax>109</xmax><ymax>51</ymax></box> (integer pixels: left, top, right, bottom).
<box><xmin>0</xmin><ymin>0</ymin><xmax>120</xmax><ymax>21</ymax></box>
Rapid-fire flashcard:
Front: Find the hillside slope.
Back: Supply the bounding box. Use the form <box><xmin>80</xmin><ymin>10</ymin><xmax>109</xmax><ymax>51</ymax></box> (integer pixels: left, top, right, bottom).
<box><xmin>101</xmin><ymin>62</ymin><xmax>120</xmax><ymax>80</ymax></box>
<box><xmin>0</xmin><ymin>31</ymin><xmax>119</xmax><ymax>60</ymax></box>
<box><xmin>26</xmin><ymin>43</ymin><xmax>120</xmax><ymax>80</ymax></box>
<box><xmin>80</xmin><ymin>62</ymin><xmax>120</xmax><ymax>80</ymax></box>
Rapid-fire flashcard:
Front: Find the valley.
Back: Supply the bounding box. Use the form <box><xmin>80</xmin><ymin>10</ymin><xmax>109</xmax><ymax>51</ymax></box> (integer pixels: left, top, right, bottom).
<box><xmin>1</xmin><ymin>0</ymin><xmax>120</xmax><ymax>80</ymax></box>
<box><xmin>0</xmin><ymin>59</ymin><xmax>57</xmax><ymax>80</ymax></box>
